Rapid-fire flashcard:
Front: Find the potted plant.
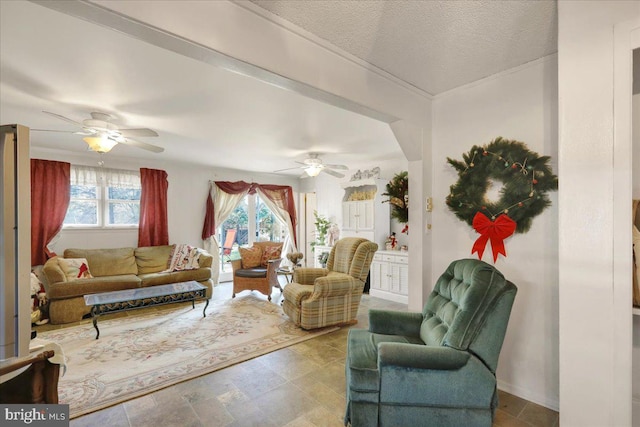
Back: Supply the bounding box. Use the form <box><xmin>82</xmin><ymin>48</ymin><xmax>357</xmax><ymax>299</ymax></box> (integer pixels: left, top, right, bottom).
<box><xmin>311</xmin><ymin>211</ymin><xmax>333</xmax><ymax>247</ymax></box>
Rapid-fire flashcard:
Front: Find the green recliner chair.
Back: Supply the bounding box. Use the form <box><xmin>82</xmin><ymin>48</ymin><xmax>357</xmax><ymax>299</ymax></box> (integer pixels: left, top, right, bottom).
<box><xmin>345</xmin><ymin>258</ymin><xmax>517</xmax><ymax>427</ymax></box>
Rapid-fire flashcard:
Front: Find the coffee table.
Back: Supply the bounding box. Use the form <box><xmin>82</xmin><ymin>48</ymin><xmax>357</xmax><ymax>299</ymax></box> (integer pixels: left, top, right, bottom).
<box><xmin>84</xmin><ymin>281</ymin><xmax>209</xmax><ymax>339</ymax></box>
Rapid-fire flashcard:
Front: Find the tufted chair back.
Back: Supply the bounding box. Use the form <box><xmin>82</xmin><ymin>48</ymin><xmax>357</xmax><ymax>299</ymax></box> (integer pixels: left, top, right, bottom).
<box><xmin>326</xmin><ymin>237</ymin><xmax>377</xmax><ymax>283</ymax></box>
<box><xmin>420</xmin><ymin>259</ymin><xmax>517</xmax><ymax>373</ymax></box>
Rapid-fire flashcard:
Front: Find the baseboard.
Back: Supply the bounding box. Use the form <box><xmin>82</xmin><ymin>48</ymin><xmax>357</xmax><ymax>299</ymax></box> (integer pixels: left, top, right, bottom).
<box><xmin>369</xmin><ymin>289</ymin><xmax>408</xmax><ymax>304</ymax></box>
<box><xmin>497</xmin><ymin>379</ymin><xmax>559</xmax><ymax>412</ymax></box>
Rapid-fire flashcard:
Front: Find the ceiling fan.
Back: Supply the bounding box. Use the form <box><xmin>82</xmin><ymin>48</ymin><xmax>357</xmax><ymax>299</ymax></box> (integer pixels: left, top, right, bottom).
<box><xmin>32</xmin><ymin>111</ymin><xmax>164</xmax><ymax>153</ymax></box>
<box><xmin>274</xmin><ymin>153</ymin><xmax>348</xmax><ymax>178</ymax></box>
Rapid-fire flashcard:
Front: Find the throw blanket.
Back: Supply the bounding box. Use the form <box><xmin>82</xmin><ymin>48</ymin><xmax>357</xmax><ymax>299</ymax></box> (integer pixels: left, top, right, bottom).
<box><xmin>166</xmin><ymin>244</ymin><xmax>200</xmax><ymax>272</ymax></box>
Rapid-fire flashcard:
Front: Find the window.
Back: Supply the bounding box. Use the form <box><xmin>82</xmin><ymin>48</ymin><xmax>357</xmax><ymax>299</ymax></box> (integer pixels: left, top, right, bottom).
<box><xmin>63</xmin><ymin>166</ymin><xmax>140</xmax><ymax>228</ymax></box>
<box><xmin>217</xmin><ymin>194</ymin><xmax>287</xmax><ymax>272</ymax></box>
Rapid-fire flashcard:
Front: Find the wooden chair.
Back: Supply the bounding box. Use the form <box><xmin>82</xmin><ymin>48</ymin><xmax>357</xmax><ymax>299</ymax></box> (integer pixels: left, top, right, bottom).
<box><xmin>0</xmin><ymin>350</ymin><xmax>60</xmax><ymax>404</ymax></box>
<box><xmin>231</xmin><ymin>241</ymin><xmax>283</xmax><ymax>301</ymax></box>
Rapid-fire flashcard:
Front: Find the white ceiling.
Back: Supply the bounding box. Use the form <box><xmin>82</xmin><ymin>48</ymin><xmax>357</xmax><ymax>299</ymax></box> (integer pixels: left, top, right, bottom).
<box><xmin>0</xmin><ymin>0</ymin><xmax>558</xmax><ymax>176</ymax></box>
<box><xmin>251</xmin><ymin>0</ymin><xmax>558</xmax><ymax>95</ymax></box>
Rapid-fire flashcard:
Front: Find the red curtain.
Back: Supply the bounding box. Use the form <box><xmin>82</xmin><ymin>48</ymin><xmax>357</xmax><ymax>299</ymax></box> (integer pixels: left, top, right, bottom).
<box><xmin>31</xmin><ymin>159</ymin><xmax>70</xmax><ymax>266</ymax></box>
<box><xmin>201</xmin><ymin>181</ymin><xmax>297</xmax><ymax>247</ymax></box>
<box><xmin>138</xmin><ymin>168</ymin><xmax>169</xmax><ymax>247</ymax></box>
<box><xmin>201</xmin><ymin>188</ymin><xmax>216</xmax><ymax>240</ymax></box>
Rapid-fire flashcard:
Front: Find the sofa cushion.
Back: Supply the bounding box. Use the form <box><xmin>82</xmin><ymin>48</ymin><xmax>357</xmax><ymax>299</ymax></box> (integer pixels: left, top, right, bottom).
<box><xmin>235</xmin><ymin>268</ymin><xmax>267</xmax><ymax>278</ymax></box>
<box><xmin>135</xmin><ymin>245</ymin><xmax>175</xmax><ymax>274</ymax></box>
<box><xmin>138</xmin><ymin>268</ymin><xmax>212</xmax><ymax>287</ymax></box>
<box><xmin>239</xmin><ymin>246</ymin><xmax>262</xmax><ymax>269</ymax></box>
<box><xmin>48</xmin><ymin>274</ymin><xmax>141</xmax><ymax>299</ymax></box>
<box><xmin>64</xmin><ymin>247</ymin><xmax>138</xmax><ymax>277</ymax></box>
<box><xmin>58</xmin><ymin>258</ymin><xmax>93</xmax><ymax>281</ymax></box>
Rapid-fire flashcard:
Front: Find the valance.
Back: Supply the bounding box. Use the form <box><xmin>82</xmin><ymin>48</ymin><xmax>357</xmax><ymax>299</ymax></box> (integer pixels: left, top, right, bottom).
<box><xmin>70</xmin><ymin>165</ymin><xmax>140</xmax><ymax>188</ymax></box>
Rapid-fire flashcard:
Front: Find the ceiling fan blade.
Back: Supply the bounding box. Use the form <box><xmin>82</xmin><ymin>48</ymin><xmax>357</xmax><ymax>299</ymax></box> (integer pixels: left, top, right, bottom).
<box><xmin>43</xmin><ymin>111</ymin><xmax>83</xmax><ymax>127</ymax></box>
<box><xmin>324</xmin><ymin>164</ymin><xmax>348</xmax><ymax>170</ymax></box>
<box><xmin>322</xmin><ymin>168</ymin><xmax>345</xmax><ymax>178</ymax></box>
<box><xmin>31</xmin><ymin>128</ymin><xmax>96</xmax><ymax>136</ymax></box>
<box><xmin>117</xmin><ymin>137</ymin><xmax>164</xmax><ymax>153</ymax></box>
<box><xmin>118</xmin><ymin>128</ymin><xmax>159</xmax><ymax>138</ymax></box>
<box><xmin>31</xmin><ymin>128</ymin><xmax>76</xmax><ymax>133</ymax></box>
<box><xmin>273</xmin><ymin>166</ymin><xmax>303</xmax><ymax>173</ymax></box>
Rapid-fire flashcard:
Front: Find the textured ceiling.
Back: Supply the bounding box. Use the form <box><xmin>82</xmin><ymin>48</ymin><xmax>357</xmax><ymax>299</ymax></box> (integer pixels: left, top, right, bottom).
<box><xmin>251</xmin><ymin>0</ymin><xmax>558</xmax><ymax>95</ymax></box>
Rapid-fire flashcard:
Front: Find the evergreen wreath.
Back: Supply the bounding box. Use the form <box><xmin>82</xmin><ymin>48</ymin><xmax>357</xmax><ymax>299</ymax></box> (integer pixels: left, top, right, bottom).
<box><xmin>382</xmin><ymin>171</ymin><xmax>409</xmax><ymax>223</ymax></box>
<box><xmin>446</xmin><ymin>137</ymin><xmax>558</xmax><ymax>234</ymax></box>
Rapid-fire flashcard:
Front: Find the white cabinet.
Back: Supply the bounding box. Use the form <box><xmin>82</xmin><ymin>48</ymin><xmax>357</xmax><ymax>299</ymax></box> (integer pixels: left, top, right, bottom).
<box><xmin>342</xmin><ymin>201</ymin><xmax>374</xmax><ymax>231</ymax></box>
<box><xmin>369</xmin><ymin>250</ymin><xmax>408</xmax><ymax>304</ymax></box>
<box><xmin>341</xmin><ymin>178</ymin><xmax>389</xmax><ymax>248</ymax></box>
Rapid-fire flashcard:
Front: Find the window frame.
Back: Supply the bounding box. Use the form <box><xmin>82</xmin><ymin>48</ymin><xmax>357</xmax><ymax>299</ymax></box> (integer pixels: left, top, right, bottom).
<box><xmin>63</xmin><ymin>168</ymin><xmax>141</xmax><ymax>230</ymax></box>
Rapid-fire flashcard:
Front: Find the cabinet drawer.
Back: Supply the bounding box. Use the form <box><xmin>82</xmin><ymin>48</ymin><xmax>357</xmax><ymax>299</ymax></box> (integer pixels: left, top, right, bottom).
<box><xmin>394</xmin><ymin>255</ymin><xmax>408</xmax><ymax>264</ymax></box>
<box><xmin>373</xmin><ymin>254</ymin><xmax>384</xmax><ymax>261</ymax></box>
<box><xmin>382</xmin><ymin>255</ymin><xmax>396</xmax><ymax>262</ymax></box>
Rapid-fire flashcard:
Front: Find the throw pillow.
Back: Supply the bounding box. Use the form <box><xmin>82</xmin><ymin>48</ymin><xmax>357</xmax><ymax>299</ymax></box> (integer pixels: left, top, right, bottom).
<box><xmin>239</xmin><ymin>246</ymin><xmax>262</xmax><ymax>269</ymax></box>
<box><xmin>260</xmin><ymin>245</ymin><xmax>282</xmax><ymax>267</ymax></box>
<box><xmin>58</xmin><ymin>258</ymin><xmax>94</xmax><ymax>281</ymax></box>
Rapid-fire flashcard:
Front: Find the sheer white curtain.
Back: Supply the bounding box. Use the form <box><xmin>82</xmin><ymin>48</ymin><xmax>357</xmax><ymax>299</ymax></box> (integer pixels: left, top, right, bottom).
<box><xmin>204</xmin><ymin>183</ymin><xmax>249</xmax><ymax>283</ymax></box>
<box><xmin>257</xmin><ymin>187</ymin><xmax>297</xmax><ymax>268</ymax></box>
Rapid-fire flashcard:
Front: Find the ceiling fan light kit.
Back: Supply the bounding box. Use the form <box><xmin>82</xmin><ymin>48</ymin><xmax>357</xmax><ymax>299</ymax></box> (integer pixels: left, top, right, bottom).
<box><xmin>305</xmin><ymin>165</ymin><xmax>323</xmax><ymax>177</ymax></box>
<box><xmin>83</xmin><ymin>134</ymin><xmax>118</xmax><ymax>153</ymax></box>
<box><xmin>274</xmin><ymin>153</ymin><xmax>347</xmax><ymax>178</ymax></box>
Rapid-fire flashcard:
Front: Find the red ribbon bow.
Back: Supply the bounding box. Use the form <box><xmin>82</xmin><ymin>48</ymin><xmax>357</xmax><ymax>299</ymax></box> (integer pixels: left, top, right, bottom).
<box><xmin>471</xmin><ymin>212</ymin><xmax>516</xmax><ymax>262</ymax></box>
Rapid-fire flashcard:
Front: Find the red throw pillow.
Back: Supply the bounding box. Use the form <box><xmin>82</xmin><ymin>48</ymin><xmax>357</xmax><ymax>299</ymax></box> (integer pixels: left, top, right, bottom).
<box><xmin>260</xmin><ymin>245</ymin><xmax>282</xmax><ymax>267</ymax></box>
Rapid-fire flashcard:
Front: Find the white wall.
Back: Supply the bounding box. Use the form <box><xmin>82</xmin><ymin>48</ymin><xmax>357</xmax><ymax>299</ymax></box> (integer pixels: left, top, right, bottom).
<box><xmin>558</xmin><ymin>3</ymin><xmax>640</xmax><ymax>426</ymax></box>
<box><xmin>31</xmin><ymin>147</ymin><xmax>299</xmax><ymax>256</ymax></box>
<box><xmin>633</xmin><ymin>87</ymin><xmax>640</xmax><ymax>423</ymax></box>
<box><xmin>432</xmin><ymin>56</ymin><xmax>559</xmax><ymax>409</ymax></box>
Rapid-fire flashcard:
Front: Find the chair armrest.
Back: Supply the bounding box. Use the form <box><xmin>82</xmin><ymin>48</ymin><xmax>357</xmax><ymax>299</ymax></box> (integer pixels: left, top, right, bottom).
<box><xmin>0</xmin><ymin>350</ymin><xmax>56</xmax><ymax>377</ymax></box>
<box><xmin>311</xmin><ymin>274</ymin><xmax>358</xmax><ymax>297</ymax></box>
<box><xmin>369</xmin><ymin>309</ymin><xmax>423</xmax><ymax>337</ymax></box>
<box><xmin>293</xmin><ymin>267</ymin><xmax>328</xmax><ymax>285</ymax></box>
<box><xmin>43</xmin><ymin>257</ymin><xmax>66</xmax><ymax>285</ymax></box>
<box><xmin>378</xmin><ymin>343</ymin><xmax>470</xmax><ymax>370</ymax></box>
<box><xmin>283</xmin><ymin>282</ymin><xmax>315</xmax><ymax>305</ymax></box>
<box><xmin>267</xmin><ymin>258</ymin><xmax>282</xmax><ymax>281</ymax></box>
<box><xmin>196</xmin><ymin>248</ymin><xmax>213</xmax><ymax>268</ymax></box>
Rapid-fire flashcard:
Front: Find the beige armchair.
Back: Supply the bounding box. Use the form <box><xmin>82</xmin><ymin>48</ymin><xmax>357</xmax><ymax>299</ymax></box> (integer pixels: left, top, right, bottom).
<box><xmin>282</xmin><ymin>237</ymin><xmax>378</xmax><ymax>329</ymax></box>
<box><xmin>231</xmin><ymin>241</ymin><xmax>283</xmax><ymax>301</ymax></box>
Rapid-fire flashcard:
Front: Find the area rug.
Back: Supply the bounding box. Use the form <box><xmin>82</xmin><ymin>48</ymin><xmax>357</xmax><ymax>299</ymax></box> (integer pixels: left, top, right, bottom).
<box><xmin>37</xmin><ymin>295</ymin><xmax>338</xmax><ymax>419</ymax></box>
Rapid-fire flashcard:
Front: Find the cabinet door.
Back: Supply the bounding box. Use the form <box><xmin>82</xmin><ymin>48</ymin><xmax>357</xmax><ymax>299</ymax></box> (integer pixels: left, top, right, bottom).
<box><xmin>370</xmin><ymin>260</ymin><xmax>389</xmax><ymax>291</ymax></box>
<box><xmin>342</xmin><ymin>202</ymin><xmax>359</xmax><ymax>230</ymax></box>
<box><xmin>389</xmin><ymin>263</ymin><xmax>409</xmax><ymax>295</ymax></box>
<box><xmin>389</xmin><ymin>263</ymin><xmax>402</xmax><ymax>293</ymax></box>
<box><xmin>358</xmin><ymin>201</ymin><xmax>375</xmax><ymax>230</ymax></box>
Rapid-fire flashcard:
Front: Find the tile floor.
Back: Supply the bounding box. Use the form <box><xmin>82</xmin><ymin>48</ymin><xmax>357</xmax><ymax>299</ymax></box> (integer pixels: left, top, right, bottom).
<box><xmin>38</xmin><ymin>281</ymin><xmax>559</xmax><ymax>427</ymax></box>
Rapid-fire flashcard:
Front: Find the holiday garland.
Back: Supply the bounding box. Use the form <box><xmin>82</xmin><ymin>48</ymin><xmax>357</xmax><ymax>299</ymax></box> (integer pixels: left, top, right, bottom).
<box><xmin>446</xmin><ymin>137</ymin><xmax>558</xmax><ymax>235</ymax></box>
<box><xmin>382</xmin><ymin>171</ymin><xmax>409</xmax><ymax>223</ymax></box>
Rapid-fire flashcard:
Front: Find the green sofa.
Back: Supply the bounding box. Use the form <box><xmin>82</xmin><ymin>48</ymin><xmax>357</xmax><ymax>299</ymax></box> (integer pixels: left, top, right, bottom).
<box><xmin>43</xmin><ymin>245</ymin><xmax>214</xmax><ymax>324</ymax></box>
<box><xmin>345</xmin><ymin>258</ymin><xmax>517</xmax><ymax>426</ymax></box>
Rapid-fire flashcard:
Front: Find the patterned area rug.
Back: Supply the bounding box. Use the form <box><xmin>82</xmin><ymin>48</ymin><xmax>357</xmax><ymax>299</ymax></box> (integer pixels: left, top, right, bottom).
<box><xmin>38</xmin><ymin>296</ymin><xmax>338</xmax><ymax>419</ymax></box>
